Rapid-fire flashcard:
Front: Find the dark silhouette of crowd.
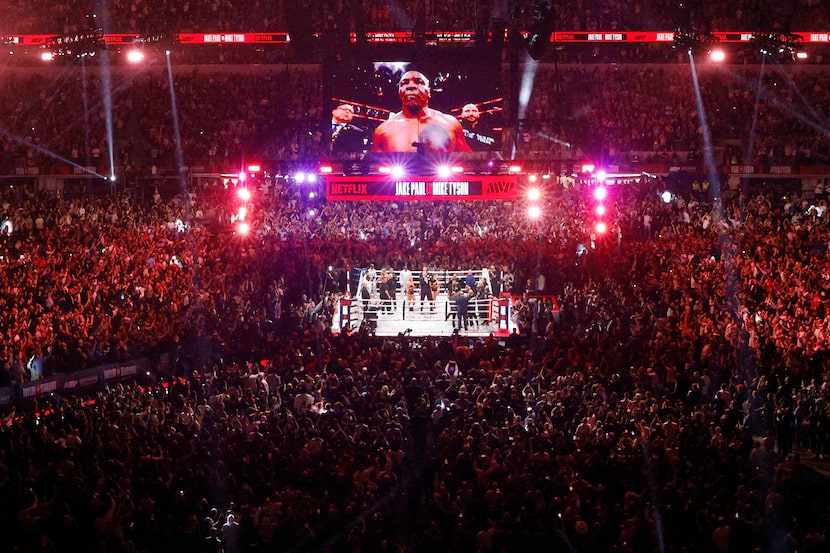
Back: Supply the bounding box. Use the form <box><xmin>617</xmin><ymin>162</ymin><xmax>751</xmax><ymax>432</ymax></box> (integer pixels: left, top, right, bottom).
<box><xmin>0</xmin><ymin>66</ymin><xmax>325</xmax><ymax>178</ymax></box>
<box><xmin>3</xmin><ymin>4</ymin><xmax>830</xmax><ymax>552</ymax></box>
<box><xmin>2</xmin><ymin>62</ymin><xmax>830</xmax><ymax>178</ymax></box>
<box><xmin>2</xmin><ymin>165</ymin><xmax>830</xmax><ymax>552</ymax></box>
<box><xmin>518</xmin><ymin>63</ymin><xmax>830</xmax><ymax>165</ymax></box>
<box><xmin>2</xmin><ymin>0</ymin><xmax>830</xmax><ymax>36</ymax></box>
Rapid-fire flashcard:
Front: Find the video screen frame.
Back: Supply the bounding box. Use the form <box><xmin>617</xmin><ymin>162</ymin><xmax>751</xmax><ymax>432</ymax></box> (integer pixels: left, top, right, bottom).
<box><xmin>325</xmin><ymin>49</ymin><xmax>503</xmax><ymax>158</ymax></box>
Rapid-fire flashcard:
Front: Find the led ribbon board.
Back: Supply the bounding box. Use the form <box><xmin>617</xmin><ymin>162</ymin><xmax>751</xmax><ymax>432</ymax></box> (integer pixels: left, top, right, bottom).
<box><xmin>326</xmin><ymin>175</ymin><xmax>518</xmax><ymax>201</ymax></box>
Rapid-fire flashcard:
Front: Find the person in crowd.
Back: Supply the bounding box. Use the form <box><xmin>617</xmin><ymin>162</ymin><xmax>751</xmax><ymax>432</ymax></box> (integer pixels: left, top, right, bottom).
<box><xmin>398</xmin><ymin>264</ymin><xmax>412</xmax><ymax>300</ymax></box>
<box><xmin>474</xmin><ymin>276</ymin><xmax>491</xmax><ymax>325</ymax></box>
<box><xmin>360</xmin><ymin>280</ymin><xmax>372</xmax><ymax>312</ymax></box>
<box><xmin>406</xmin><ymin>272</ymin><xmax>416</xmax><ymax>311</ymax></box>
<box><xmin>419</xmin><ymin>265</ymin><xmax>434</xmax><ymax>311</ymax></box>
<box><xmin>379</xmin><ymin>269</ymin><xmax>396</xmax><ymax>313</ymax></box>
<box><xmin>365</xmin><ymin>263</ymin><xmax>378</xmax><ymax>294</ymax></box>
<box><xmin>452</xmin><ymin>285</ymin><xmax>470</xmax><ymax>330</ymax></box>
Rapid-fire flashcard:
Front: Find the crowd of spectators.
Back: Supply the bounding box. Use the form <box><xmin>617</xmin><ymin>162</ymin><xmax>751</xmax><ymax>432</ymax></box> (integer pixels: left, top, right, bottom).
<box><xmin>0</xmin><ymin>65</ymin><xmax>325</xmax><ymax>177</ymax></box>
<box><xmin>2</xmin><ymin>62</ymin><xmax>830</xmax><ymax>177</ymax></box>
<box><xmin>2</xmin><ymin>160</ymin><xmax>830</xmax><ymax>551</ymax></box>
<box><xmin>2</xmin><ymin>0</ymin><xmax>830</xmax><ymax>36</ymax></box>
<box><xmin>515</xmin><ymin>63</ymin><xmax>830</xmax><ymax>164</ymax></box>
<box><xmin>2</xmin><ymin>6</ymin><xmax>830</xmax><ymax>552</ymax></box>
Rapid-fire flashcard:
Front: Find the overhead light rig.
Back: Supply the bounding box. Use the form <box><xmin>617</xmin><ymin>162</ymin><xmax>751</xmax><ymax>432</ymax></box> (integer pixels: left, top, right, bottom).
<box><xmin>751</xmin><ymin>32</ymin><xmax>804</xmax><ymax>59</ymax></box>
<box><xmin>40</xmin><ymin>14</ymin><xmax>104</xmax><ymax>59</ymax></box>
<box><xmin>672</xmin><ymin>27</ymin><xmax>719</xmax><ymax>54</ymax></box>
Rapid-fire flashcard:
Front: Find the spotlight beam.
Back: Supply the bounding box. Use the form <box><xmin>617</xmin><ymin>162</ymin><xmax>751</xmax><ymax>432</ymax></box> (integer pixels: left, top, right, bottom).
<box><xmin>536</xmin><ymin>132</ymin><xmax>571</xmax><ymax>148</ymax></box>
<box><xmin>689</xmin><ymin>51</ymin><xmax>748</xmax><ymax>379</ymax></box>
<box><xmin>688</xmin><ymin>52</ymin><xmax>722</xmax><ymax>206</ymax></box>
<box><xmin>744</xmin><ymin>58</ymin><xmax>766</xmax><ymax>168</ymax></box>
<box><xmin>19</xmin><ymin>66</ymin><xmax>149</xmax><ymax>162</ymax></box>
<box><xmin>165</xmin><ymin>51</ymin><xmax>190</xmax><ymax>221</ymax></box>
<box><xmin>99</xmin><ymin>49</ymin><xmax>117</xmax><ymax>181</ymax></box>
<box><xmin>517</xmin><ymin>56</ymin><xmax>538</xmax><ymax>121</ymax></box>
<box><xmin>759</xmin><ymin>63</ymin><xmax>828</xmax><ymax>134</ymax></box>
<box><xmin>515</xmin><ymin>55</ymin><xmax>539</xmax><ymax>159</ymax></box>
<box><xmin>97</xmin><ymin>4</ymin><xmax>117</xmax><ymax>180</ymax></box>
<box><xmin>0</xmin><ymin>127</ymin><xmax>108</xmax><ymax>178</ymax></box>
<box><xmin>723</xmin><ymin>62</ymin><xmax>830</xmax><ymax>141</ymax></box>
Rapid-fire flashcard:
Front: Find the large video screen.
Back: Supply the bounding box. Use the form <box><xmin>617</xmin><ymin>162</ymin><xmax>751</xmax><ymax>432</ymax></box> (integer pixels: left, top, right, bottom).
<box><xmin>326</xmin><ymin>50</ymin><xmax>503</xmax><ymax>158</ymax></box>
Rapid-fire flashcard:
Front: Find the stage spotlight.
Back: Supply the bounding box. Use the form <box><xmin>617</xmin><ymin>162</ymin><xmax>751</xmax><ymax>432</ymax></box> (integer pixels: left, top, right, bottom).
<box><xmin>390</xmin><ymin>165</ymin><xmax>405</xmax><ymax>179</ymax></box>
<box><xmin>673</xmin><ymin>27</ymin><xmax>717</xmax><ymax>55</ymax></box>
<box><xmin>126</xmin><ymin>49</ymin><xmax>145</xmax><ymax>63</ymax></box>
<box><xmin>593</xmin><ymin>187</ymin><xmax>608</xmax><ymax>201</ymax></box>
<box><xmin>752</xmin><ymin>32</ymin><xmax>781</xmax><ymax>56</ymax></box>
<box><xmin>527</xmin><ymin>188</ymin><xmax>541</xmax><ymax>202</ymax></box>
<box><xmin>528</xmin><ymin>205</ymin><xmax>541</xmax><ymax>220</ymax></box>
<box><xmin>710</xmin><ymin>49</ymin><xmax>726</xmax><ymax>62</ymax></box>
<box><xmin>437</xmin><ymin>165</ymin><xmax>452</xmax><ymax>178</ymax></box>
<box><xmin>237</xmin><ymin>188</ymin><xmax>251</xmax><ymax>202</ymax></box>
<box><xmin>751</xmin><ymin>32</ymin><xmax>804</xmax><ymax>60</ymax></box>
